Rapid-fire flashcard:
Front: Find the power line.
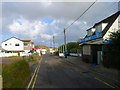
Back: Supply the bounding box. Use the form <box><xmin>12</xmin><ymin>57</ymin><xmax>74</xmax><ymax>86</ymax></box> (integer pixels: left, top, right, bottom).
<box><xmin>53</xmin><ymin>1</ymin><xmax>117</xmax><ymax>47</ymax></box>
<box><xmin>69</xmin><ymin>2</ymin><xmax>117</xmax><ymax>31</ymax></box>
<box><xmin>65</xmin><ymin>0</ymin><xmax>97</xmax><ymax>30</ymax></box>
<box><xmin>66</xmin><ymin>2</ymin><xmax>117</xmax><ymax>42</ymax></box>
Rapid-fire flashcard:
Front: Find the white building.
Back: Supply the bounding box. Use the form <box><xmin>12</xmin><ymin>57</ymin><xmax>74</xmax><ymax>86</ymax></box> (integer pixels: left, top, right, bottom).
<box><xmin>2</xmin><ymin>37</ymin><xmax>34</xmax><ymax>53</ymax></box>
<box><xmin>79</xmin><ymin>11</ymin><xmax>120</xmax><ymax>64</ymax></box>
<box><xmin>2</xmin><ymin>37</ymin><xmax>24</xmax><ymax>52</ymax></box>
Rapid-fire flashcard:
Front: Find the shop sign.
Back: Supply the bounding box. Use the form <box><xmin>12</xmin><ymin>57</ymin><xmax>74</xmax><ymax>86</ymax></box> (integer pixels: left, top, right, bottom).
<box><xmin>80</xmin><ymin>32</ymin><xmax>102</xmax><ymax>43</ymax></box>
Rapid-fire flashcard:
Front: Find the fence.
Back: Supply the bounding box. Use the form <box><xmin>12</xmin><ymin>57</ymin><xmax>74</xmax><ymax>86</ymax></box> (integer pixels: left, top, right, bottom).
<box><xmin>0</xmin><ymin>52</ymin><xmax>18</xmax><ymax>57</ymax></box>
<box><xmin>59</xmin><ymin>53</ymin><xmax>64</xmax><ymax>56</ymax></box>
<box><xmin>70</xmin><ymin>53</ymin><xmax>82</xmax><ymax>57</ymax></box>
<box><xmin>20</xmin><ymin>52</ymin><xmax>29</xmax><ymax>56</ymax></box>
<box><xmin>0</xmin><ymin>52</ymin><xmax>30</xmax><ymax>57</ymax></box>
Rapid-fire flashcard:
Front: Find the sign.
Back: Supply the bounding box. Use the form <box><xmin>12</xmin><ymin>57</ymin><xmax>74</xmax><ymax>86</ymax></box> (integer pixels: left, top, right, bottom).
<box><xmin>80</xmin><ymin>32</ymin><xmax>102</xmax><ymax>43</ymax></box>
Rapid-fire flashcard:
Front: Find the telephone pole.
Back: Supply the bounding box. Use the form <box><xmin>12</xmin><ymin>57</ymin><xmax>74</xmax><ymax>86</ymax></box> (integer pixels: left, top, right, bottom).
<box><xmin>50</xmin><ymin>39</ymin><xmax>52</xmax><ymax>48</ymax></box>
<box><xmin>61</xmin><ymin>46</ymin><xmax>62</xmax><ymax>53</ymax></box>
<box><xmin>63</xmin><ymin>45</ymin><xmax>64</xmax><ymax>54</ymax></box>
<box><xmin>64</xmin><ymin>28</ymin><xmax>67</xmax><ymax>58</ymax></box>
<box><xmin>53</xmin><ymin>36</ymin><xmax>55</xmax><ymax>51</ymax></box>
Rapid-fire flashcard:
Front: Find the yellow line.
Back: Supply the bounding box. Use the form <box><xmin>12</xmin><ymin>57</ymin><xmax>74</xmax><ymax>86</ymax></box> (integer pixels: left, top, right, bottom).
<box><xmin>31</xmin><ymin>64</ymin><xmax>40</xmax><ymax>89</ymax></box>
<box><xmin>94</xmin><ymin>77</ymin><xmax>115</xmax><ymax>88</ymax></box>
<box><xmin>31</xmin><ymin>58</ymin><xmax>42</xmax><ymax>89</ymax></box>
<box><xmin>27</xmin><ymin>57</ymin><xmax>42</xmax><ymax>89</ymax></box>
<box><xmin>27</xmin><ymin>63</ymin><xmax>39</xmax><ymax>89</ymax></box>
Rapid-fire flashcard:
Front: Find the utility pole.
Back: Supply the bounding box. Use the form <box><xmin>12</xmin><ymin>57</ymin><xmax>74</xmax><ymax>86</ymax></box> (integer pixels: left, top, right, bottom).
<box><xmin>50</xmin><ymin>39</ymin><xmax>52</xmax><ymax>47</ymax></box>
<box><xmin>63</xmin><ymin>45</ymin><xmax>64</xmax><ymax>54</ymax></box>
<box><xmin>53</xmin><ymin>36</ymin><xmax>55</xmax><ymax>54</ymax></box>
<box><xmin>64</xmin><ymin>28</ymin><xmax>67</xmax><ymax>58</ymax></box>
<box><xmin>59</xmin><ymin>47</ymin><xmax>60</xmax><ymax>53</ymax></box>
<box><xmin>61</xmin><ymin>46</ymin><xmax>62</xmax><ymax>53</ymax></box>
<box><xmin>53</xmin><ymin>36</ymin><xmax>55</xmax><ymax>50</ymax></box>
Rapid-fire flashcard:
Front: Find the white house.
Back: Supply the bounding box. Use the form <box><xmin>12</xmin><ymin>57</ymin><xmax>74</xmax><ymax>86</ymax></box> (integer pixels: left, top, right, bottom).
<box><xmin>2</xmin><ymin>37</ymin><xmax>24</xmax><ymax>52</ymax></box>
<box><xmin>2</xmin><ymin>37</ymin><xmax>34</xmax><ymax>53</ymax></box>
<box><xmin>79</xmin><ymin>11</ymin><xmax>120</xmax><ymax>64</ymax></box>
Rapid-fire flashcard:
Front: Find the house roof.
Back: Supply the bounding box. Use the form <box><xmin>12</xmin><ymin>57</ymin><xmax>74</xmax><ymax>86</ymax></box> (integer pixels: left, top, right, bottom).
<box><xmin>86</xmin><ymin>28</ymin><xmax>92</xmax><ymax>31</ymax></box>
<box><xmin>31</xmin><ymin>42</ymin><xmax>34</xmax><ymax>44</ymax></box>
<box><xmin>2</xmin><ymin>37</ymin><xmax>33</xmax><ymax>43</ymax></box>
<box><xmin>84</xmin><ymin>11</ymin><xmax>120</xmax><ymax>39</ymax></box>
<box><xmin>21</xmin><ymin>40</ymin><xmax>31</xmax><ymax>42</ymax></box>
<box><xmin>2</xmin><ymin>37</ymin><xmax>23</xmax><ymax>43</ymax></box>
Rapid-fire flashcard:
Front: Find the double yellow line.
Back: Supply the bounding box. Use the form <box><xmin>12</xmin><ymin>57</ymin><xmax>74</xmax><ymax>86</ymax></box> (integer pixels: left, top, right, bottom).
<box><xmin>94</xmin><ymin>77</ymin><xmax>115</xmax><ymax>88</ymax></box>
<box><xmin>27</xmin><ymin>57</ymin><xmax>42</xmax><ymax>89</ymax></box>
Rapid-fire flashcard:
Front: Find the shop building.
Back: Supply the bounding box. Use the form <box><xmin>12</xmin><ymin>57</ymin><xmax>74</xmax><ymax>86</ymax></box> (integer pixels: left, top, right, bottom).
<box><xmin>79</xmin><ymin>11</ymin><xmax>120</xmax><ymax>64</ymax></box>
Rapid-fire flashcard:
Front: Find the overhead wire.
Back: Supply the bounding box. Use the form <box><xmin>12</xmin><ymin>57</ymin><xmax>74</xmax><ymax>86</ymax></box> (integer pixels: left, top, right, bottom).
<box><xmin>65</xmin><ymin>0</ymin><xmax>97</xmax><ymax>30</ymax></box>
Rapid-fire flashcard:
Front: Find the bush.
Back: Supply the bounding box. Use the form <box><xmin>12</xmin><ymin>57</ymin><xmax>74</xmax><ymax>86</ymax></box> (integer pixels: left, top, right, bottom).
<box><xmin>70</xmin><ymin>48</ymin><xmax>77</xmax><ymax>53</ymax></box>
<box><xmin>102</xmin><ymin>31</ymin><xmax>120</xmax><ymax>70</ymax></box>
<box><xmin>2</xmin><ymin>60</ymin><xmax>31</xmax><ymax>88</ymax></box>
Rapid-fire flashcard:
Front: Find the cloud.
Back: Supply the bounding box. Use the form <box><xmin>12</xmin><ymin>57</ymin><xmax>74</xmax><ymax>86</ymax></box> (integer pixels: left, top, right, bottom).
<box><xmin>8</xmin><ymin>18</ymin><xmax>49</xmax><ymax>40</ymax></box>
<box><xmin>2</xmin><ymin>2</ymin><xmax>119</xmax><ymax>47</ymax></box>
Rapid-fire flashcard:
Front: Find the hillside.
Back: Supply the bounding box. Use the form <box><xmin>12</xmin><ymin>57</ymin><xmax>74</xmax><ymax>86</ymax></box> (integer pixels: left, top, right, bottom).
<box><xmin>35</xmin><ymin>45</ymin><xmax>57</xmax><ymax>52</ymax></box>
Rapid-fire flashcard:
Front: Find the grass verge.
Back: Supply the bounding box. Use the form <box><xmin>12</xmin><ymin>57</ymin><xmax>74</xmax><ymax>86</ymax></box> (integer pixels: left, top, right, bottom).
<box><xmin>2</xmin><ymin>60</ymin><xmax>31</xmax><ymax>88</ymax></box>
<box><xmin>28</xmin><ymin>54</ymin><xmax>40</xmax><ymax>62</ymax></box>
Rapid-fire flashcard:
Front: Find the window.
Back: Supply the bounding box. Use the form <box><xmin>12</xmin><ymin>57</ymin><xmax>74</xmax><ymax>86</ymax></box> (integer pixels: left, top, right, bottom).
<box><xmin>5</xmin><ymin>44</ymin><xmax>7</xmax><ymax>46</ymax></box>
<box><xmin>87</xmin><ymin>30</ymin><xmax>91</xmax><ymax>36</ymax></box>
<box><xmin>24</xmin><ymin>43</ymin><xmax>28</xmax><ymax>46</ymax></box>
<box><xmin>15</xmin><ymin>44</ymin><xmax>19</xmax><ymax>46</ymax></box>
<box><xmin>96</xmin><ymin>24</ymin><xmax>102</xmax><ymax>33</ymax></box>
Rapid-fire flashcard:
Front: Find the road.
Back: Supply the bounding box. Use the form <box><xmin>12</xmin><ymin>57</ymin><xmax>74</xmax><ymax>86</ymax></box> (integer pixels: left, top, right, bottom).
<box><xmin>26</xmin><ymin>53</ymin><xmax>111</xmax><ymax>88</ymax></box>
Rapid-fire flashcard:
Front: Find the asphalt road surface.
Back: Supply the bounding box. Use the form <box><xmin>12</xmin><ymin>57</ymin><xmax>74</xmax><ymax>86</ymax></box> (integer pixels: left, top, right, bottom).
<box><xmin>26</xmin><ymin>53</ymin><xmax>111</xmax><ymax>88</ymax></box>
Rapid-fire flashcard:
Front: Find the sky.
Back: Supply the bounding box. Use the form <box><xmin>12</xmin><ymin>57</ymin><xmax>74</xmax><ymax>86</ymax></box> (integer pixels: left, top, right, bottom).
<box><xmin>1</xmin><ymin>0</ymin><xmax>120</xmax><ymax>47</ymax></box>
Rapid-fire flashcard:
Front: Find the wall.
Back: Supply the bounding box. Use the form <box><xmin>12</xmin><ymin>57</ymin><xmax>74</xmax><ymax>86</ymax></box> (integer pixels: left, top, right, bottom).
<box><xmin>20</xmin><ymin>52</ymin><xmax>29</xmax><ymax>56</ymax></box>
<box><xmin>59</xmin><ymin>53</ymin><xmax>64</xmax><ymax>56</ymax></box>
<box><xmin>103</xmin><ymin>17</ymin><xmax>119</xmax><ymax>40</ymax></box>
<box><xmin>0</xmin><ymin>52</ymin><xmax>18</xmax><ymax>57</ymax></box>
<box><xmin>24</xmin><ymin>50</ymin><xmax>30</xmax><ymax>53</ymax></box>
<box><xmin>0</xmin><ymin>52</ymin><xmax>30</xmax><ymax>57</ymax></box>
<box><xmin>102</xmin><ymin>23</ymin><xmax>108</xmax><ymax>30</ymax></box>
<box><xmin>83</xmin><ymin>45</ymin><xmax>91</xmax><ymax>55</ymax></box>
<box><xmin>24</xmin><ymin>42</ymin><xmax>31</xmax><ymax>50</ymax></box>
<box><xmin>95</xmin><ymin>23</ymin><xmax>102</xmax><ymax>33</ymax></box>
<box><xmin>70</xmin><ymin>53</ymin><xmax>82</xmax><ymax>56</ymax></box>
<box><xmin>2</xmin><ymin>38</ymin><xmax>24</xmax><ymax>51</ymax></box>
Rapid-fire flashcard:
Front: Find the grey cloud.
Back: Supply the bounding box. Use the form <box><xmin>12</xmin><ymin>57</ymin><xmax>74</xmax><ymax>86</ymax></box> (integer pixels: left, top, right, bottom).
<box><xmin>2</xmin><ymin>2</ymin><xmax>119</xmax><ymax>47</ymax></box>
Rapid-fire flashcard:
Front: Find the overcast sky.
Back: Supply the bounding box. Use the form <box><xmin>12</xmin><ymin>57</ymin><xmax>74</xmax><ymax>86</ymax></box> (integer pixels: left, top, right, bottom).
<box><xmin>1</xmin><ymin>1</ymin><xmax>119</xmax><ymax>47</ymax></box>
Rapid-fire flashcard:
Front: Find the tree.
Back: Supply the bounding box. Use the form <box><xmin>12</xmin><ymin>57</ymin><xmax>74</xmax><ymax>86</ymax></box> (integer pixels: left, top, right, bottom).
<box><xmin>103</xmin><ymin>30</ymin><xmax>120</xmax><ymax>70</ymax></box>
<box><xmin>67</xmin><ymin>42</ymin><xmax>79</xmax><ymax>53</ymax></box>
<box><xmin>58</xmin><ymin>42</ymin><xmax>81</xmax><ymax>53</ymax></box>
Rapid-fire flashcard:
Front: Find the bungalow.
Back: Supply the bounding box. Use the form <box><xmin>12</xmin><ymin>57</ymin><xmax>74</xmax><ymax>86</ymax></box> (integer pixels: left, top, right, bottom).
<box><xmin>2</xmin><ymin>37</ymin><xmax>34</xmax><ymax>53</ymax></box>
<box><xmin>79</xmin><ymin>11</ymin><xmax>120</xmax><ymax>64</ymax></box>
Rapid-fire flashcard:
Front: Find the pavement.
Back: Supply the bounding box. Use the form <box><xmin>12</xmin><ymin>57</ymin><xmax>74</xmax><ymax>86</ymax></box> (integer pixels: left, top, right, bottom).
<box><xmin>25</xmin><ymin>53</ymin><xmax>116</xmax><ymax>88</ymax></box>
<box><xmin>59</xmin><ymin>55</ymin><xmax>120</xmax><ymax>88</ymax></box>
<box><xmin>0</xmin><ymin>75</ymin><xmax>2</xmax><ymax>90</ymax></box>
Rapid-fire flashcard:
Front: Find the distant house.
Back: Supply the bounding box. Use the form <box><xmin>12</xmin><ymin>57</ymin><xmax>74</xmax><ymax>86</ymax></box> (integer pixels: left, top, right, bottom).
<box><xmin>79</xmin><ymin>11</ymin><xmax>120</xmax><ymax>64</ymax></box>
<box><xmin>2</xmin><ymin>37</ymin><xmax>34</xmax><ymax>53</ymax></box>
<box><xmin>21</xmin><ymin>40</ymin><xmax>34</xmax><ymax>53</ymax></box>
